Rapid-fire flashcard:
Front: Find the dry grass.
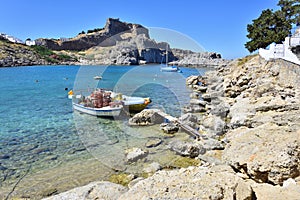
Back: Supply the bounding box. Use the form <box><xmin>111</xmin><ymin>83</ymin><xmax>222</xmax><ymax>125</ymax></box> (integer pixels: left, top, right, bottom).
<box><xmin>237</xmin><ymin>54</ymin><xmax>257</xmax><ymax>66</ymax></box>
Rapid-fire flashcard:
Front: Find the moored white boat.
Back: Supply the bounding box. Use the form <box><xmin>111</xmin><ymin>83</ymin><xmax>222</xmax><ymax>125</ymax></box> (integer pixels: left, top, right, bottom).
<box><xmin>72</xmin><ymin>102</ymin><xmax>122</xmax><ymax>117</ymax></box>
<box><xmin>161</xmin><ymin>66</ymin><xmax>182</xmax><ymax>72</ymax></box>
<box><xmin>71</xmin><ymin>88</ymin><xmax>151</xmax><ymax>116</ymax></box>
<box><xmin>160</xmin><ymin>44</ymin><xmax>182</xmax><ymax>73</ymax></box>
<box><xmin>93</xmin><ymin>76</ymin><xmax>102</xmax><ymax>80</ymax></box>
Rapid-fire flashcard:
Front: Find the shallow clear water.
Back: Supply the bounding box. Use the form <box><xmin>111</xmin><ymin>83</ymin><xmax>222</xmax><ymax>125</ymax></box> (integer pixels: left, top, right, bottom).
<box><xmin>0</xmin><ymin>65</ymin><xmax>205</xmax><ymax>198</ymax></box>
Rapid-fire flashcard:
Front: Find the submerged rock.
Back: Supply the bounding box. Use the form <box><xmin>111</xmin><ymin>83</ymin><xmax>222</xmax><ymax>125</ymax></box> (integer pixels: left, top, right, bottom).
<box><xmin>125</xmin><ymin>148</ymin><xmax>148</xmax><ymax>163</ymax></box>
<box><xmin>169</xmin><ymin>140</ymin><xmax>206</xmax><ymax>158</ymax></box>
<box><xmin>160</xmin><ymin>123</ymin><xmax>179</xmax><ymax>134</ymax></box>
<box><xmin>143</xmin><ymin>162</ymin><xmax>162</xmax><ymax>174</ymax></box>
<box><xmin>145</xmin><ymin>138</ymin><xmax>162</xmax><ymax>148</ymax></box>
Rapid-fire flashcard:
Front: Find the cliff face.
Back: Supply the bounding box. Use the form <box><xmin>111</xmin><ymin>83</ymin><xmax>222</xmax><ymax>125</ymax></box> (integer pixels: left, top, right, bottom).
<box><xmin>80</xmin><ymin>34</ymin><xmax>176</xmax><ymax>65</ymax></box>
<box><xmin>35</xmin><ymin>18</ymin><xmax>149</xmax><ymax>51</ymax></box>
<box><xmin>32</xmin><ymin>18</ymin><xmax>227</xmax><ymax>66</ymax></box>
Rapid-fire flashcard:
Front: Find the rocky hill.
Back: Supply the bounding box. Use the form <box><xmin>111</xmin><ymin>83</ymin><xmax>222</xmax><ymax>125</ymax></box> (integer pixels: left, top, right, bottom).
<box><xmin>1</xmin><ymin>18</ymin><xmax>227</xmax><ymax>66</ymax></box>
<box><xmin>34</xmin><ymin>18</ymin><xmax>226</xmax><ymax>66</ymax></box>
<box><xmin>36</xmin><ymin>18</ymin><xmax>177</xmax><ymax>65</ymax></box>
<box><xmin>0</xmin><ymin>37</ymin><xmax>48</xmax><ymax>67</ymax></box>
<box><xmin>0</xmin><ymin>37</ymin><xmax>77</xmax><ymax>67</ymax></box>
<box><xmin>35</xmin><ymin>18</ymin><xmax>149</xmax><ymax>51</ymax></box>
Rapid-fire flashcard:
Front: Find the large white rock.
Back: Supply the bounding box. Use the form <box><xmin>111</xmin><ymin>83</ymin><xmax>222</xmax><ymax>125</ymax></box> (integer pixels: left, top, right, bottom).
<box><xmin>43</xmin><ymin>181</ymin><xmax>127</xmax><ymax>200</ymax></box>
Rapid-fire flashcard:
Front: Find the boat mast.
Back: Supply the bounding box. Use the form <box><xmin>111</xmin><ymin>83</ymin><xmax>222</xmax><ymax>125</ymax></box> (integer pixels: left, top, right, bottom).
<box><xmin>166</xmin><ymin>44</ymin><xmax>168</xmax><ymax>65</ymax></box>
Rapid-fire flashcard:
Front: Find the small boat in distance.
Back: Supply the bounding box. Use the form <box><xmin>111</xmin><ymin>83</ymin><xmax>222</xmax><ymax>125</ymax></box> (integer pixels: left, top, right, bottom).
<box><xmin>93</xmin><ymin>76</ymin><xmax>102</xmax><ymax>80</ymax></box>
<box><xmin>160</xmin><ymin>45</ymin><xmax>182</xmax><ymax>73</ymax></box>
<box><xmin>161</xmin><ymin>66</ymin><xmax>182</xmax><ymax>73</ymax></box>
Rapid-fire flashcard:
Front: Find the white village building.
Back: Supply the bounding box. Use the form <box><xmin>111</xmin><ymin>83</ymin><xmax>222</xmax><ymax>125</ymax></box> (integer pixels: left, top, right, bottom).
<box><xmin>259</xmin><ymin>27</ymin><xmax>300</xmax><ymax>65</ymax></box>
<box><xmin>0</xmin><ymin>33</ymin><xmax>24</xmax><ymax>44</ymax></box>
<box><xmin>25</xmin><ymin>39</ymin><xmax>36</xmax><ymax>46</ymax></box>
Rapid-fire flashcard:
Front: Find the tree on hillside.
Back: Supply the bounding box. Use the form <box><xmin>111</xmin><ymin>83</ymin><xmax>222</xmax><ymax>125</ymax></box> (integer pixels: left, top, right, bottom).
<box><xmin>245</xmin><ymin>0</ymin><xmax>300</xmax><ymax>53</ymax></box>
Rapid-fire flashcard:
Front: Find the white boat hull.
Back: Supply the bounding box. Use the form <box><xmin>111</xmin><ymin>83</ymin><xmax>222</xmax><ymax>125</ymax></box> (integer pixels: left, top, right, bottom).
<box><xmin>72</xmin><ymin>103</ymin><xmax>122</xmax><ymax>117</ymax></box>
<box><xmin>161</xmin><ymin>66</ymin><xmax>181</xmax><ymax>72</ymax></box>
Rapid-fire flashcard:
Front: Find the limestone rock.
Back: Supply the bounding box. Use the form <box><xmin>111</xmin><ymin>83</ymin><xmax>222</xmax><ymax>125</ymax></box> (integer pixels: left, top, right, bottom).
<box><xmin>186</xmin><ymin>75</ymin><xmax>200</xmax><ymax>86</ymax></box>
<box><xmin>128</xmin><ymin>109</ymin><xmax>164</xmax><ymax>126</ymax></box>
<box><xmin>251</xmin><ymin>181</ymin><xmax>300</xmax><ymax>200</ymax></box>
<box><xmin>202</xmin><ymin>138</ymin><xmax>225</xmax><ymax>150</ymax></box>
<box><xmin>209</xmin><ymin>101</ymin><xmax>230</xmax><ymax>118</ymax></box>
<box><xmin>42</xmin><ymin>181</ymin><xmax>127</xmax><ymax>200</ymax></box>
<box><xmin>127</xmin><ymin>177</ymin><xmax>144</xmax><ymax>189</ymax></box>
<box><xmin>189</xmin><ymin>99</ymin><xmax>207</xmax><ymax>107</ymax></box>
<box><xmin>125</xmin><ymin>147</ymin><xmax>148</xmax><ymax>163</ymax></box>
<box><xmin>192</xmin><ymin>85</ymin><xmax>207</xmax><ymax>92</ymax></box>
<box><xmin>145</xmin><ymin>138</ymin><xmax>162</xmax><ymax>148</ymax></box>
<box><xmin>201</xmin><ymin>114</ymin><xmax>226</xmax><ymax>136</ymax></box>
<box><xmin>118</xmin><ymin>165</ymin><xmax>253</xmax><ymax>200</ymax></box>
<box><xmin>223</xmin><ymin>123</ymin><xmax>300</xmax><ymax>185</ymax></box>
<box><xmin>228</xmin><ymin>97</ymin><xmax>255</xmax><ymax>128</ymax></box>
<box><xmin>201</xmin><ymin>93</ymin><xmax>212</xmax><ymax>102</ymax></box>
<box><xmin>190</xmin><ymin>92</ymin><xmax>200</xmax><ymax>99</ymax></box>
<box><xmin>235</xmin><ymin>179</ymin><xmax>253</xmax><ymax>200</ymax></box>
<box><xmin>169</xmin><ymin>140</ymin><xmax>206</xmax><ymax>158</ymax></box>
<box><xmin>160</xmin><ymin>123</ymin><xmax>179</xmax><ymax>134</ymax></box>
<box><xmin>179</xmin><ymin>113</ymin><xmax>199</xmax><ymax>129</ymax></box>
<box><xmin>183</xmin><ymin>104</ymin><xmax>206</xmax><ymax>113</ymax></box>
<box><xmin>143</xmin><ymin>162</ymin><xmax>162</xmax><ymax>174</ymax></box>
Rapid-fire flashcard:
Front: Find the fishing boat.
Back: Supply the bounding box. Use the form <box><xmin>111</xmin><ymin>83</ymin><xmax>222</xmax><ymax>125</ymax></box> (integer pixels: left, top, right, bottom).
<box><xmin>72</xmin><ymin>102</ymin><xmax>122</xmax><ymax>117</ymax></box>
<box><xmin>71</xmin><ymin>89</ymin><xmax>151</xmax><ymax>116</ymax></box>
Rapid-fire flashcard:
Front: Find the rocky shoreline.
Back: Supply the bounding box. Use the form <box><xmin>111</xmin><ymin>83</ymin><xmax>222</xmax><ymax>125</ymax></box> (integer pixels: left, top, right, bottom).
<box><xmin>43</xmin><ymin>55</ymin><xmax>300</xmax><ymax>199</ymax></box>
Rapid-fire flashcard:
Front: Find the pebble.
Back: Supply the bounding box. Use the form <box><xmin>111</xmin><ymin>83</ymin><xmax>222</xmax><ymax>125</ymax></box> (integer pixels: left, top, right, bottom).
<box><xmin>0</xmin><ymin>154</ymin><xmax>10</xmax><ymax>159</ymax></box>
<box><xmin>145</xmin><ymin>138</ymin><xmax>162</xmax><ymax>148</ymax></box>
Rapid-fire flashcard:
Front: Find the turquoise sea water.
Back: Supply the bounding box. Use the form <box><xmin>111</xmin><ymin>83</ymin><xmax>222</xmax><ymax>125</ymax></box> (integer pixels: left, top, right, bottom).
<box><xmin>0</xmin><ymin>65</ymin><xmax>205</xmax><ymax>198</ymax></box>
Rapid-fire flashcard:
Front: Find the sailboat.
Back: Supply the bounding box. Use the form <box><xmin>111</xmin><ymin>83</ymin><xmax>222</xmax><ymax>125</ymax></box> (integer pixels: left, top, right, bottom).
<box><xmin>160</xmin><ymin>45</ymin><xmax>182</xmax><ymax>73</ymax></box>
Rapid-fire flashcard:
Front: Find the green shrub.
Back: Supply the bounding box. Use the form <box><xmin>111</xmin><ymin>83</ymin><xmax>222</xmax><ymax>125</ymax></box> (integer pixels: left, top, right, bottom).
<box><xmin>31</xmin><ymin>45</ymin><xmax>54</xmax><ymax>57</ymax></box>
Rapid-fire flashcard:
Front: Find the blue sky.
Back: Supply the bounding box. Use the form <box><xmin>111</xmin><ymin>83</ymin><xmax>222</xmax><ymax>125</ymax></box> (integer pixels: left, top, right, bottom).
<box><xmin>0</xmin><ymin>0</ymin><xmax>279</xmax><ymax>59</ymax></box>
